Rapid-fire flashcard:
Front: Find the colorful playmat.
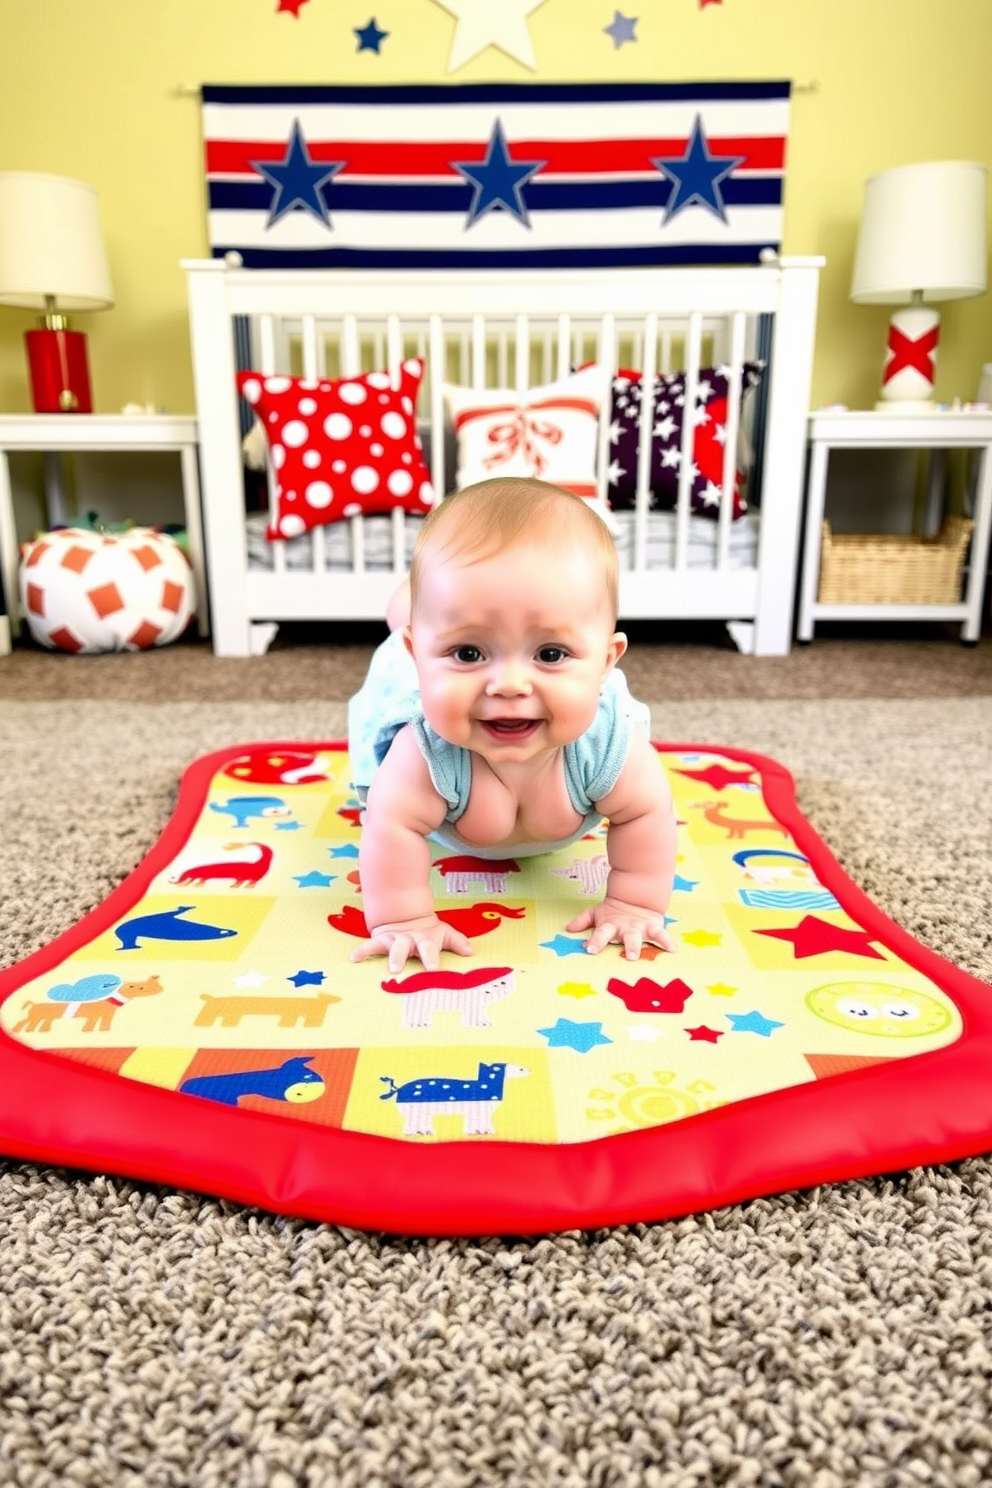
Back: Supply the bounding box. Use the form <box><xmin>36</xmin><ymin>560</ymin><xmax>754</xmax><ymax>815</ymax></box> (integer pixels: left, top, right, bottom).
<box><xmin>1</xmin><ymin>742</ymin><xmax>990</xmax><ymax>1235</ymax></box>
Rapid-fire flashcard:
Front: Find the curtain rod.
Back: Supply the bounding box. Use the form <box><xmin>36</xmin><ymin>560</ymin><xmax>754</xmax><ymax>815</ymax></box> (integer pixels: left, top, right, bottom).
<box><xmin>175</xmin><ymin>79</ymin><xmax>820</xmax><ymax>97</ymax></box>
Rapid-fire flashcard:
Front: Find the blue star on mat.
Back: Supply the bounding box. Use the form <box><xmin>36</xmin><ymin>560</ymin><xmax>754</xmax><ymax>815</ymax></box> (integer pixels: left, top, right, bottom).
<box><xmin>652</xmin><ymin>115</ymin><xmax>745</xmax><ymax>224</ymax></box>
<box><xmin>251</xmin><ymin>120</ymin><xmax>345</xmax><ymax>228</ymax></box>
<box><xmin>673</xmin><ymin>874</ymin><xmax>698</xmax><ymax>894</ymax></box>
<box><xmin>603</xmin><ymin>10</ymin><xmax>637</xmax><ymax>46</ymax></box>
<box><xmin>452</xmin><ymin>119</ymin><xmax>546</xmax><ymax>228</ymax></box>
<box><xmin>293</xmin><ymin>871</ymin><xmax>335</xmax><ymax>888</ymax></box>
<box><xmin>540</xmin><ymin>934</ymin><xmax>589</xmax><ymax>958</ymax></box>
<box><xmin>354</xmin><ymin>16</ymin><xmax>389</xmax><ymax>50</ymax></box>
<box><xmin>537</xmin><ymin>1019</ymin><xmax>613</xmax><ymax>1053</ymax></box>
<box><xmin>288</xmin><ymin>969</ymin><xmax>326</xmax><ymax>987</ymax></box>
<box><xmin>726</xmin><ymin>1010</ymin><xmax>784</xmax><ymax>1038</ymax></box>
<box><xmin>329</xmin><ymin>843</ymin><xmax>360</xmax><ymax>859</ymax></box>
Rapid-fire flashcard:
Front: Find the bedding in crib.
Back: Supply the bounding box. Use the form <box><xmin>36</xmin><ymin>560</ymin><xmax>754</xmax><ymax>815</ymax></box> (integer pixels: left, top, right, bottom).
<box><xmin>244</xmin><ymin>508</ymin><xmax>762</xmax><ymax>574</ymax></box>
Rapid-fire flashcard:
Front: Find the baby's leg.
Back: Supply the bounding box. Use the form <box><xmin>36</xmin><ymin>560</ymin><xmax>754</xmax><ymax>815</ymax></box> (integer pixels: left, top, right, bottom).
<box><xmin>386</xmin><ymin>577</ymin><xmax>411</xmax><ymax>631</ymax></box>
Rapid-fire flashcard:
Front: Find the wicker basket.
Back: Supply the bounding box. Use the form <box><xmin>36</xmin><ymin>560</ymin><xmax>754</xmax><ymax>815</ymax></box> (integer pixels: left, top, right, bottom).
<box><xmin>817</xmin><ymin>515</ymin><xmax>974</xmax><ymax>606</ymax></box>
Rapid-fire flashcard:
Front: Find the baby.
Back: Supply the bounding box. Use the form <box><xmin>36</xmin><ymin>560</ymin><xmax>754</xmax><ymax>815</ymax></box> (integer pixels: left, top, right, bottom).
<box><xmin>347</xmin><ymin>476</ymin><xmax>677</xmax><ymax>972</ymax></box>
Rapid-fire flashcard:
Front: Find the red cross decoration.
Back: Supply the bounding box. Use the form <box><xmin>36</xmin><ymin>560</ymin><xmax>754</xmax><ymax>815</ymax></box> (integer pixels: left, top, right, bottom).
<box><xmin>883</xmin><ymin>322</ymin><xmax>940</xmax><ymax>387</ymax></box>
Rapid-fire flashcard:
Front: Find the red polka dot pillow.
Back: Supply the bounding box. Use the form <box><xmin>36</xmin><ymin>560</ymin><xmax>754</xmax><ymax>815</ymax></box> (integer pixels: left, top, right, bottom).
<box><xmin>237</xmin><ymin>359</ymin><xmax>435</xmax><ymax>541</ymax></box>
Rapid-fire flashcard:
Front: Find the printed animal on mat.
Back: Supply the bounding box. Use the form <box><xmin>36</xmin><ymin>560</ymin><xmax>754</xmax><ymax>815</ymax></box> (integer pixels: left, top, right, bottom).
<box><xmin>379</xmin><ymin>1061</ymin><xmax>530</xmax><ymax>1137</ymax></box>
<box><xmin>328</xmin><ymin>901</ymin><xmax>526</xmax><ymax>940</ymax></box>
<box><xmin>689</xmin><ymin>800</ymin><xmax>790</xmax><ymax>841</ymax></box>
<box><xmin>550</xmin><ymin>853</ymin><xmax>610</xmax><ymax>895</ymax></box>
<box><xmin>114</xmin><ymin>906</ymin><xmax>238</xmax><ymax>951</ymax></box>
<box><xmin>180</xmin><ymin>1056</ymin><xmax>326</xmax><ymax>1107</ymax></box>
<box><xmin>223</xmin><ymin>751</ymin><xmax>330</xmax><ymax>787</ymax></box>
<box><xmin>380</xmin><ymin>966</ymin><xmax>515</xmax><ymax>1028</ymax></box>
<box><xmin>172</xmin><ymin>842</ymin><xmax>273</xmax><ymax>889</ymax></box>
<box><xmin>14</xmin><ymin>974</ymin><xmax>164</xmax><ymax>1034</ymax></box>
<box><xmin>433</xmin><ymin>856</ymin><xmax>521</xmax><ymax>894</ymax></box>
<box><xmin>208</xmin><ymin>795</ymin><xmax>294</xmax><ymax>828</ymax></box>
<box><xmin>194</xmin><ymin>990</ymin><xmax>340</xmax><ymax>1029</ymax></box>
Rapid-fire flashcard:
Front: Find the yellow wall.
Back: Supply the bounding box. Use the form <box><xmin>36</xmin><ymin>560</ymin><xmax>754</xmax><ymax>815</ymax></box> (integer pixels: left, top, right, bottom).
<box><xmin>1</xmin><ymin>0</ymin><xmax>991</xmax><ymax>417</ymax></box>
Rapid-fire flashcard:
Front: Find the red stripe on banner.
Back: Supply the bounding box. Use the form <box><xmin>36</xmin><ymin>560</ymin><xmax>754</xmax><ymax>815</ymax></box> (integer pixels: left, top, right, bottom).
<box><xmin>205</xmin><ymin>135</ymin><xmax>785</xmax><ymax>178</ymax></box>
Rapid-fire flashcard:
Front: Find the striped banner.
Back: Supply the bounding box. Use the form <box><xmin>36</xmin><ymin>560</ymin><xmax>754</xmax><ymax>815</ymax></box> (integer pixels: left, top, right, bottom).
<box><xmin>202</xmin><ymin>81</ymin><xmax>790</xmax><ymax>269</ymax></box>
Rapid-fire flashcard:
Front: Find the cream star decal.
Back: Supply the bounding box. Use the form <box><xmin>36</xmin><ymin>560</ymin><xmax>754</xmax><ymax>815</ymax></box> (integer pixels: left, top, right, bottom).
<box><xmin>626</xmin><ymin>1024</ymin><xmax>666</xmax><ymax>1042</ymax></box>
<box><xmin>429</xmin><ymin>0</ymin><xmax>550</xmax><ymax>71</ymax></box>
<box><xmin>232</xmin><ymin>971</ymin><xmax>269</xmax><ymax>988</ymax></box>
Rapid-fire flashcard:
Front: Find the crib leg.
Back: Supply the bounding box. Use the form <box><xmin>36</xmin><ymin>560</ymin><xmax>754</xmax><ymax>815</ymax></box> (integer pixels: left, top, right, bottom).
<box><xmin>725</xmin><ymin>621</ymin><xmax>756</xmax><ymax>655</ymax></box>
<box><xmin>250</xmin><ymin>622</ymin><xmax>280</xmax><ymax>656</ymax></box>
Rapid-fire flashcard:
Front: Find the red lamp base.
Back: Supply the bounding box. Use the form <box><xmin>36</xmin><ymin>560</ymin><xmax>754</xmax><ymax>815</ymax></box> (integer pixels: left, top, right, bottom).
<box><xmin>25</xmin><ymin>327</ymin><xmax>93</xmax><ymax>413</ymax></box>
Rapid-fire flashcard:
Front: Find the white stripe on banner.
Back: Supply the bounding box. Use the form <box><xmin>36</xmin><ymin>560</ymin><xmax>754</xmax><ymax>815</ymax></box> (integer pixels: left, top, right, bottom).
<box><xmin>201</xmin><ymin>81</ymin><xmax>791</xmax><ymax>269</ymax></box>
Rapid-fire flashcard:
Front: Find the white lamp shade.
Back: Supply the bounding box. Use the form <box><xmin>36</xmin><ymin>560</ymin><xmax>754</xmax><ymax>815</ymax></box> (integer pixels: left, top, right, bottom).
<box><xmin>850</xmin><ymin>160</ymin><xmax>988</xmax><ymax>305</ymax></box>
<box><xmin>0</xmin><ymin>171</ymin><xmax>114</xmax><ymax>312</ymax></box>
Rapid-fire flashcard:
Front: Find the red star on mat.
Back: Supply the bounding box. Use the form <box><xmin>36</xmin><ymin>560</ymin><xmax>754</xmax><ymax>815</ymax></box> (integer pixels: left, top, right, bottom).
<box><xmin>276</xmin><ymin>0</ymin><xmax>311</xmax><ymax>14</ymax></box>
<box><xmin>699</xmin><ymin>0</ymin><xmax>723</xmax><ymax>7</ymax></box>
<box><xmin>685</xmin><ymin>1024</ymin><xmax>724</xmax><ymax>1043</ymax></box>
<box><xmin>755</xmin><ymin>915</ymin><xmax>886</xmax><ymax>961</ymax></box>
<box><xmin>672</xmin><ymin>764</ymin><xmax>757</xmax><ymax>792</ymax></box>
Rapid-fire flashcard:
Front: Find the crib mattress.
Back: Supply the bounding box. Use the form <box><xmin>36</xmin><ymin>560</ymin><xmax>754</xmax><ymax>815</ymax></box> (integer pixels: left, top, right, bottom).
<box><xmin>244</xmin><ymin>509</ymin><xmax>760</xmax><ymax>574</ymax></box>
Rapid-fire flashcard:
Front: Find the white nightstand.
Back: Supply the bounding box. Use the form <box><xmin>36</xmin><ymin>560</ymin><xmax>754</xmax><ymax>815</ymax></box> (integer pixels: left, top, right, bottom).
<box><xmin>797</xmin><ymin>408</ymin><xmax>992</xmax><ymax>643</ymax></box>
<box><xmin>0</xmin><ymin>414</ymin><xmax>206</xmax><ymax>640</ymax></box>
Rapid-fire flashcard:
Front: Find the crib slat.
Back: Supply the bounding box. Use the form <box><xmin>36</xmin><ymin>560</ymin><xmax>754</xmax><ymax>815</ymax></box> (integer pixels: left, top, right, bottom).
<box><xmin>471</xmin><ymin>315</ymin><xmax>486</xmax><ymax>389</ymax></box>
<box><xmin>633</xmin><ymin>312</ymin><xmax>658</xmax><ymax>573</ymax></box>
<box><xmin>556</xmin><ymin>314</ymin><xmax>571</xmax><ymax>381</ymax></box>
<box><xmin>351</xmin><ymin>512</ymin><xmax>366</xmax><ymax>572</ymax></box>
<box><xmin>596</xmin><ymin>313</ymin><xmax>617</xmax><ymax>516</ymax></box>
<box><xmin>258</xmin><ymin>315</ymin><xmax>277</xmax><ymax>374</ymax></box>
<box><xmin>716</xmin><ymin>311</ymin><xmax>748</xmax><ymax>572</ymax></box>
<box><xmin>674</xmin><ymin>311</ymin><xmax>703</xmax><ymax>571</ymax></box>
<box><xmin>342</xmin><ymin>316</ymin><xmax>360</xmax><ymax>378</ymax></box>
<box><xmin>429</xmin><ymin>314</ymin><xmax>447</xmax><ymax>503</ymax></box>
<box><xmin>301</xmin><ymin>315</ymin><xmax>319</xmax><ymax>380</ymax></box>
<box><xmin>386</xmin><ymin>315</ymin><xmax>403</xmax><ymax>377</ymax></box>
<box><xmin>515</xmin><ymin>315</ymin><xmax>530</xmax><ymax>394</ymax></box>
<box><xmin>310</xmin><ymin>523</ymin><xmax>327</xmax><ymax>575</ymax></box>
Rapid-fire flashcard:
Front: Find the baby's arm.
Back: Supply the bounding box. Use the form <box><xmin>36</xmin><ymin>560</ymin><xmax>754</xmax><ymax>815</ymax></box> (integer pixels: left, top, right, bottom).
<box><xmin>351</xmin><ymin>725</ymin><xmax>474</xmax><ymax>973</ymax></box>
<box><xmin>566</xmin><ymin>731</ymin><xmax>677</xmax><ymax>959</ymax></box>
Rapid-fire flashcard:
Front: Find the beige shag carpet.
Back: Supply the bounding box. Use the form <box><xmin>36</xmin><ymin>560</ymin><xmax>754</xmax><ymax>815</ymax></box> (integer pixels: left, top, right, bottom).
<box><xmin>1</xmin><ymin>630</ymin><xmax>991</xmax><ymax>1488</ymax></box>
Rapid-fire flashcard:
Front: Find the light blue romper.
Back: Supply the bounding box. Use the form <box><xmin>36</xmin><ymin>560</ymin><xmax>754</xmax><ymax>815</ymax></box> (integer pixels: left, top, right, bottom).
<box><xmin>347</xmin><ymin>629</ymin><xmax>650</xmax><ymax>858</ymax></box>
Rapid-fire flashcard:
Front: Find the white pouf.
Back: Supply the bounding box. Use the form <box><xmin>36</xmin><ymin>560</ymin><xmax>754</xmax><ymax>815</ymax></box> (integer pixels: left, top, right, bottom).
<box><xmin>19</xmin><ymin>527</ymin><xmax>196</xmax><ymax>653</ymax></box>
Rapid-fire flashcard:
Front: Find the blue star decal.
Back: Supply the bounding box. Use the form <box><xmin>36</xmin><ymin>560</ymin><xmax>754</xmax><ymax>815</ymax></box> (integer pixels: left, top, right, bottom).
<box><xmin>288</xmin><ymin>969</ymin><xmax>325</xmax><ymax>987</ymax></box>
<box><xmin>537</xmin><ymin>1019</ymin><xmax>613</xmax><ymax>1053</ymax></box>
<box><xmin>293</xmin><ymin>871</ymin><xmax>335</xmax><ymax>888</ymax></box>
<box><xmin>604</xmin><ymin>10</ymin><xmax>638</xmax><ymax>46</ymax></box>
<box><xmin>329</xmin><ymin>843</ymin><xmax>360</xmax><ymax>859</ymax></box>
<box><xmin>251</xmin><ymin>120</ymin><xmax>345</xmax><ymax>229</ymax></box>
<box><xmin>354</xmin><ymin>16</ymin><xmax>388</xmax><ymax>51</ymax></box>
<box><xmin>540</xmin><ymin>934</ymin><xmax>589</xmax><ymax>958</ymax></box>
<box><xmin>652</xmin><ymin>115</ymin><xmax>745</xmax><ymax>225</ymax></box>
<box><xmin>726</xmin><ymin>1009</ymin><xmax>784</xmax><ymax>1038</ymax></box>
<box><xmin>452</xmin><ymin>119</ymin><xmax>546</xmax><ymax>229</ymax></box>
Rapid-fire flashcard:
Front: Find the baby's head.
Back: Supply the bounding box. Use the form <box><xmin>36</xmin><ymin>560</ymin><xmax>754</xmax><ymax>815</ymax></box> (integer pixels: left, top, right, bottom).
<box><xmin>409</xmin><ymin>478</ymin><xmax>619</xmax><ymax>620</ymax></box>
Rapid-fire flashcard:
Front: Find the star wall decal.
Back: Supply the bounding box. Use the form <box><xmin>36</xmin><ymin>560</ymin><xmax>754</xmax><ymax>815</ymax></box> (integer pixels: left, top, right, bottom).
<box><xmin>354</xmin><ymin>16</ymin><xmax>389</xmax><ymax>50</ymax></box>
<box><xmin>452</xmin><ymin>119</ymin><xmax>546</xmax><ymax>228</ymax></box>
<box><xmin>652</xmin><ymin>115</ymin><xmax>744</xmax><ymax>225</ymax></box>
<box><xmin>604</xmin><ymin>10</ymin><xmax>638</xmax><ymax>46</ymax></box>
<box><xmin>251</xmin><ymin>120</ymin><xmax>345</xmax><ymax>229</ymax></box>
<box><xmin>429</xmin><ymin>0</ymin><xmax>550</xmax><ymax>72</ymax></box>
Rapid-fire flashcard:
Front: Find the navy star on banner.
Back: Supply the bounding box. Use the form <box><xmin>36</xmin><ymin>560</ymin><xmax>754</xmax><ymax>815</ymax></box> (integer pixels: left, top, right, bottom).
<box><xmin>202</xmin><ymin>81</ymin><xmax>790</xmax><ymax>268</ymax></box>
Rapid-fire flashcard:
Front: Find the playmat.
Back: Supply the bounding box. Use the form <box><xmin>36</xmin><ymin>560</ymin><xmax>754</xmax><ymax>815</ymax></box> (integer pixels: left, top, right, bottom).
<box><xmin>2</xmin><ymin>742</ymin><xmax>991</xmax><ymax>1236</ymax></box>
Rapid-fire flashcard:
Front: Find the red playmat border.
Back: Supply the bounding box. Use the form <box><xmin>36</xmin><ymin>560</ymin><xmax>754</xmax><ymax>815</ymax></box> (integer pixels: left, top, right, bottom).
<box><xmin>1</xmin><ymin>741</ymin><xmax>990</xmax><ymax>1236</ymax></box>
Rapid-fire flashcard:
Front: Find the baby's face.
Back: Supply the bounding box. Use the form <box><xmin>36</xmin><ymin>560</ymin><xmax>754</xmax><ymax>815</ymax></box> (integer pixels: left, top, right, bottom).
<box><xmin>405</xmin><ymin>537</ymin><xmax>625</xmax><ymax>765</ymax></box>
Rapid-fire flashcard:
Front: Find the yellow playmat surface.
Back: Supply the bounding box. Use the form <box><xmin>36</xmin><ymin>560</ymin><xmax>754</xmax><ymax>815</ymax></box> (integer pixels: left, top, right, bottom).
<box><xmin>1</xmin><ymin>742</ymin><xmax>962</xmax><ymax>1148</ymax></box>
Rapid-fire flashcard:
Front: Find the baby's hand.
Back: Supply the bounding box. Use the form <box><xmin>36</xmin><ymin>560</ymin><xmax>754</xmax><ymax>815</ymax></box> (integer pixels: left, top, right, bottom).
<box><xmin>349</xmin><ymin>914</ymin><xmax>474</xmax><ymax>973</ymax></box>
<box><xmin>566</xmin><ymin>897</ymin><xmax>675</xmax><ymax>960</ymax></box>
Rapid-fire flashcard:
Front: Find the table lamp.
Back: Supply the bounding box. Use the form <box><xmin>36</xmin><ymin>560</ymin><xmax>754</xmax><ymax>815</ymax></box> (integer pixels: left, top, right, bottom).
<box><xmin>0</xmin><ymin>171</ymin><xmax>114</xmax><ymax>413</ymax></box>
<box><xmin>850</xmin><ymin>160</ymin><xmax>987</xmax><ymax>410</ymax></box>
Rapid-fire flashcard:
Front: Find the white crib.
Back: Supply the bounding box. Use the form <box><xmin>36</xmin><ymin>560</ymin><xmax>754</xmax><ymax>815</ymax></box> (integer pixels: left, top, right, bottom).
<box><xmin>184</xmin><ymin>255</ymin><xmax>821</xmax><ymax>657</ymax></box>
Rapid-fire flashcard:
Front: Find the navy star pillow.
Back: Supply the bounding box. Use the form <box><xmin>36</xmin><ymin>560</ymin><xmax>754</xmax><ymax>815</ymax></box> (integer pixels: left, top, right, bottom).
<box><xmin>607</xmin><ymin>363</ymin><xmax>764</xmax><ymax>519</ymax></box>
